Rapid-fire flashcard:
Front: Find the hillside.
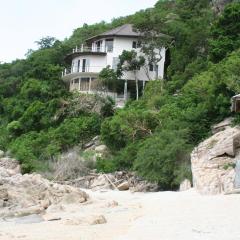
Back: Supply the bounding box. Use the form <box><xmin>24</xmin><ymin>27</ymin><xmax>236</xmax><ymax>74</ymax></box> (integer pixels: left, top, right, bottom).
<box><xmin>0</xmin><ymin>0</ymin><xmax>240</xmax><ymax>190</ymax></box>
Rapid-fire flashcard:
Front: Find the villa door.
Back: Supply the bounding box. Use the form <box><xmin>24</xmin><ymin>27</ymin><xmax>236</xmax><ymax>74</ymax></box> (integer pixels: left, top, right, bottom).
<box><xmin>96</xmin><ymin>40</ymin><xmax>102</xmax><ymax>52</ymax></box>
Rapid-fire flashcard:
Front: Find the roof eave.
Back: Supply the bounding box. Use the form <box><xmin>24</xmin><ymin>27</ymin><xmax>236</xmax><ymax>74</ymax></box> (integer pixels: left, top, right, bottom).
<box><xmin>85</xmin><ymin>34</ymin><xmax>141</xmax><ymax>43</ymax></box>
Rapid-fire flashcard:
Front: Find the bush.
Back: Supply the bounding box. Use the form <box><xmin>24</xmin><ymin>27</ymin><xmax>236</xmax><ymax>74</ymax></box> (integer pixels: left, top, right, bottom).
<box><xmin>6</xmin><ymin>121</ymin><xmax>21</xmax><ymax>136</ymax></box>
<box><xmin>111</xmin><ymin>141</ymin><xmax>142</xmax><ymax>170</ymax></box>
<box><xmin>134</xmin><ymin>130</ymin><xmax>191</xmax><ymax>190</ymax></box>
<box><xmin>9</xmin><ymin>133</ymin><xmax>42</xmax><ymax>173</ymax></box>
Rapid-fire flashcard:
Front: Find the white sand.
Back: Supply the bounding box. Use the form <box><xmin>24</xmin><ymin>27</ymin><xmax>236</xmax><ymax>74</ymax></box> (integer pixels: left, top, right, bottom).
<box><xmin>1</xmin><ymin>189</ymin><xmax>240</xmax><ymax>240</ymax></box>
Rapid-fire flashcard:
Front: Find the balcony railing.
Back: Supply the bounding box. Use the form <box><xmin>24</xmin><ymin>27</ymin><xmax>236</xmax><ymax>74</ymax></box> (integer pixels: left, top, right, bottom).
<box><xmin>71</xmin><ymin>44</ymin><xmax>113</xmax><ymax>54</ymax></box>
<box><xmin>62</xmin><ymin>65</ymin><xmax>106</xmax><ymax>77</ymax></box>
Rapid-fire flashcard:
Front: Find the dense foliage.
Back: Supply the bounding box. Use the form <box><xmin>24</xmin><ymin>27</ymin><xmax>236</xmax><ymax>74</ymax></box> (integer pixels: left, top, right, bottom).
<box><xmin>100</xmin><ymin>0</ymin><xmax>240</xmax><ymax>188</ymax></box>
<box><xmin>1</xmin><ymin>0</ymin><xmax>240</xmax><ymax>189</ymax></box>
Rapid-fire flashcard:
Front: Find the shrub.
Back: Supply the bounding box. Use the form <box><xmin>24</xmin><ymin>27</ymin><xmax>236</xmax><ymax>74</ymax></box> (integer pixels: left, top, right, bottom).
<box><xmin>7</xmin><ymin>121</ymin><xmax>22</xmax><ymax>136</ymax></box>
<box><xmin>134</xmin><ymin>130</ymin><xmax>191</xmax><ymax>190</ymax></box>
<box><xmin>9</xmin><ymin>133</ymin><xmax>41</xmax><ymax>173</ymax></box>
<box><xmin>111</xmin><ymin>141</ymin><xmax>142</xmax><ymax>170</ymax></box>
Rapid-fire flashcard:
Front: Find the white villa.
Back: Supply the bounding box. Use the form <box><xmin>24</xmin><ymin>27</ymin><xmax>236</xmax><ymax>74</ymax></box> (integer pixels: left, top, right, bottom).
<box><xmin>62</xmin><ymin>24</ymin><xmax>166</xmax><ymax>106</ymax></box>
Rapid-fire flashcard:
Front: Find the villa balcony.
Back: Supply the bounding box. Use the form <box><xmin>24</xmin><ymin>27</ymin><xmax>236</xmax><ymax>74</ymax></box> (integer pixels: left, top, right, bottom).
<box><xmin>64</xmin><ymin>44</ymin><xmax>113</xmax><ymax>63</ymax></box>
<box><xmin>71</xmin><ymin>45</ymin><xmax>111</xmax><ymax>54</ymax></box>
<box><xmin>62</xmin><ymin>65</ymin><xmax>106</xmax><ymax>81</ymax></box>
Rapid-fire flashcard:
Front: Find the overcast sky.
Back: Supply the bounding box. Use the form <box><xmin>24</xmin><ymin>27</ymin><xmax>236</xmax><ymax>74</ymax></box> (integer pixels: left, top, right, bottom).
<box><xmin>0</xmin><ymin>0</ymin><xmax>157</xmax><ymax>63</ymax></box>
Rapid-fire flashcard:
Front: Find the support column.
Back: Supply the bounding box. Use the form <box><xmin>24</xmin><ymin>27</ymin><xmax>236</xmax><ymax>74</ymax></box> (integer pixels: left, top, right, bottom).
<box><xmin>79</xmin><ymin>78</ymin><xmax>81</xmax><ymax>91</ymax></box>
<box><xmin>89</xmin><ymin>77</ymin><xmax>92</xmax><ymax>93</ymax></box>
<box><xmin>143</xmin><ymin>81</ymin><xmax>146</xmax><ymax>91</ymax></box>
<box><xmin>124</xmin><ymin>80</ymin><xmax>128</xmax><ymax>101</ymax></box>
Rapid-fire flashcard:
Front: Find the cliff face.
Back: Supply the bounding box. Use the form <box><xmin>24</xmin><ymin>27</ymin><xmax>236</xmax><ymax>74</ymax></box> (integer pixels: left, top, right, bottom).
<box><xmin>191</xmin><ymin>120</ymin><xmax>240</xmax><ymax>195</ymax></box>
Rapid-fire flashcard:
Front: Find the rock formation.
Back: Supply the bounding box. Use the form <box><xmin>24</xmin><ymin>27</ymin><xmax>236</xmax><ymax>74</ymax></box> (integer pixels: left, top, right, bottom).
<box><xmin>191</xmin><ymin>121</ymin><xmax>240</xmax><ymax>194</ymax></box>
<box><xmin>179</xmin><ymin>179</ymin><xmax>191</xmax><ymax>191</ymax></box>
<box><xmin>0</xmin><ymin>155</ymin><xmax>88</xmax><ymax>217</ymax></box>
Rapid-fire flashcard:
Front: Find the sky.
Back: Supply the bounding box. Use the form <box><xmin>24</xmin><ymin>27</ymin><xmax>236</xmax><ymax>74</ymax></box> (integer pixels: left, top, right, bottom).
<box><xmin>0</xmin><ymin>0</ymin><xmax>158</xmax><ymax>63</ymax></box>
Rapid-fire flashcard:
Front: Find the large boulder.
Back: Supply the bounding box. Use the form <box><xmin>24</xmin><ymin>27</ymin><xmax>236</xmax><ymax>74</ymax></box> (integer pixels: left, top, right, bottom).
<box><xmin>191</xmin><ymin>126</ymin><xmax>240</xmax><ymax>195</ymax></box>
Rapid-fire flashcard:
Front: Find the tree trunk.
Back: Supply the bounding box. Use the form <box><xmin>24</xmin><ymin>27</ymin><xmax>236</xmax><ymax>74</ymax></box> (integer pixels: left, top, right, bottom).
<box><xmin>135</xmin><ymin>73</ymin><xmax>139</xmax><ymax>100</ymax></box>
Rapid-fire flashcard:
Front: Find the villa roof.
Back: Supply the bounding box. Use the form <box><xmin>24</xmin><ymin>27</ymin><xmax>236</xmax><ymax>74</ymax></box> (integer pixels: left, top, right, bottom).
<box><xmin>86</xmin><ymin>24</ymin><xmax>142</xmax><ymax>42</ymax></box>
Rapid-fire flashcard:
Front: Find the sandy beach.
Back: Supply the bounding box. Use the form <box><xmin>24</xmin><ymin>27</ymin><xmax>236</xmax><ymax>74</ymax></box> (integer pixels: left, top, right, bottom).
<box><xmin>1</xmin><ymin>189</ymin><xmax>240</xmax><ymax>240</ymax></box>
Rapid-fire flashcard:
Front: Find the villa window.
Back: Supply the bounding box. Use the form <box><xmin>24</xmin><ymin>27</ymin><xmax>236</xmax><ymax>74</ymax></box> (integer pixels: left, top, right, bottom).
<box><xmin>132</xmin><ymin>41</ymin><xmax>137</xmax><ymax>49</ymax></box>
<box><xmin>77</xmin><ymin>60</ymin><xmax>81</xmax><ymax>72</ymax></box>
<box><xmin>95</xmin><ymin>40</ymin><xmax>102</xmax><ymax>52</ymax></box>
<box><xmin>106</xmin><ymin>39</ymin><xmax>114</xmax><ymax>52</ymax></box>
<box><xmin>149</xmin><ymin>63</ymin><xmax>154</xmax><ymax>72</ymax></box>
<box><xmin>132</xmin><ymin>41</ymin><xmax>141</xmax><ymax>49</ymax></box>
<box><xmin>82</xmin><ymin>59</ymin><xmax>86</xmax><ymax>72</ymax></box>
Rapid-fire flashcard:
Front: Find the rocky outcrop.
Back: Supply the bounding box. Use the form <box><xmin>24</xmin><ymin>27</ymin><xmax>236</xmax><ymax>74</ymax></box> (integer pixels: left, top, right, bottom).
<box><xmin>0</xmin><ymin>156</ymin><xmax>88</xmax><ymax>217</ymax></box>
<box><xmin>211</xmin><ymin>117</ymin><xmax>233</xmax><ymax>134</ymax></box>
<box><xmin>212</xmin><ymin>0</ymin><xmax>233</xmax><ymax>14</ymax></box>
<box><xmin>191</xmin><ymin>125</ymin><xmax>240</xmax><ymax>195</ymax></box>
<box><xmin>55</xmin><ymin>93</ymin><xmax>114</xmax><ymax>120</ymax></box>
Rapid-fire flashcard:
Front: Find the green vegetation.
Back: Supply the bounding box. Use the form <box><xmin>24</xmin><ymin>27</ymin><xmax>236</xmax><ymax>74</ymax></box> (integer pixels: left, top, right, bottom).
<box><xmin>1</xmin><ymin>0</ymin><xmax>240</xmax><ymax>189</ymax></box>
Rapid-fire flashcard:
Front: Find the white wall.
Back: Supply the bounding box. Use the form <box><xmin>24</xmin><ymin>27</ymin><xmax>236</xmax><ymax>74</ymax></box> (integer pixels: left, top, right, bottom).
<box><xmin>72</xmin><ymin>55</ymin><xmax>107</xmax><ymax>73</ymax></box>
<box><xmin>110</xmin><ymin>37</ymin><xmax>166</xmax><ymax>81</ymax></box>
<box><xmin>70</xmin><ymin>36</ymin><xmax>166</xmax><ymax>82</ymax></box>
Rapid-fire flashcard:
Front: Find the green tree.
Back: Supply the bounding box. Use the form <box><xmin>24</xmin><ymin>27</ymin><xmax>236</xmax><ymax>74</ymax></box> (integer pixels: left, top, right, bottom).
<box><xmin>117</xmin><ymin>50</ymin><xmax>145</xmax><ymax>100</ymax></box>
<box><xmin>35</xmin><ymin>36</ymin><xmax>57</xmax><ymax>49</ymax></box>
<box><xmin>209</xmin><ymin>2</ymin><xmax>240</xmax><ymax>62</ymax></box>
